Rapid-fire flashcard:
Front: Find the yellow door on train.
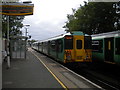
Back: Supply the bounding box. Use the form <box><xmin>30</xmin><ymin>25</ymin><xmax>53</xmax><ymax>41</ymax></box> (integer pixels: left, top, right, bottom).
<box><xmin>73</xmin><ymin>35</ymin><xmax>84</xmax><ymax>62</ymax></box>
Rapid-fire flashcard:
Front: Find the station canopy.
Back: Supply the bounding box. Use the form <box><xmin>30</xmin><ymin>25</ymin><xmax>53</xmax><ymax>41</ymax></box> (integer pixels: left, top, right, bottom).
<box><xmin>0</xmin><ymin>2</ymin><xmax>34</xmax><ymax>16</ymax></box>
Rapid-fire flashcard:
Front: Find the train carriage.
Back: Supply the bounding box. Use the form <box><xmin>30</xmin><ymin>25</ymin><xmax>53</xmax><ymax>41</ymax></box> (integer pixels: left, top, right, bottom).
<box><xmin>92</xmin><ymin>31</ymin><xmax>120</xmax><ymax>64</ymax></box>
<box><xmin>32</xmin><ymin>31</ymin><xmax>92</xmax><ymax>63</ymax></box>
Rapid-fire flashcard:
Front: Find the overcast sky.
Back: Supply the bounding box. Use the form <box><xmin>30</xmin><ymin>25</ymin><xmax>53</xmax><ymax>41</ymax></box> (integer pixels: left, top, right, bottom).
<box><xmin>22</xmin><ymin>0</ymin><xmax>87</xmax><ymax>40</ymax></box>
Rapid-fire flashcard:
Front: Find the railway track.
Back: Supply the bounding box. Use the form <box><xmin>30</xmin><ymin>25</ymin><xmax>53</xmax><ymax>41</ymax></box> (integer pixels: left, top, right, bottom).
<box><xmin>65</xmin><ymin>63</ymin><xmax>120</xmax><ymax>90</ymax></box>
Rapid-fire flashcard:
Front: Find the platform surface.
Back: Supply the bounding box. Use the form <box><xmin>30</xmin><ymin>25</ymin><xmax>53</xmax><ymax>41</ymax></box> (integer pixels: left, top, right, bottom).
<box><xmin>2</xmin><ymin>48</ymin><xmax>101</xmax><ymax>89</ymax></box>
<box><xmin>2</xmin><ymin>49</ymin><xmax>63</xmax><ymax>88</ymax></box>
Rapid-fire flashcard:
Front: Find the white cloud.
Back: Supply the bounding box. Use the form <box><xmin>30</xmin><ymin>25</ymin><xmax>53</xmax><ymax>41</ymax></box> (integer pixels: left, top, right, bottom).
<box><xmin>22</xmin><ymin>0</ymin><xmax>86</xmax><ymax>40</ymax></box>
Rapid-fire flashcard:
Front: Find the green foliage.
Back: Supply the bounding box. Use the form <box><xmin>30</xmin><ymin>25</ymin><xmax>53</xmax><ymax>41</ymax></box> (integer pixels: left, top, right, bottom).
<box><xmin>2</xmin><ymin>15</ymin><xmax>24</xmax><ymax>38</ymax></box>
<box><xmin>64</xmin><ymin>2</ymin><xmax>120</xmax><ymax>35</ymax></box>
<box><xmin>28</xmin><ymin>39</ymin><xmax>37</xmax><ymax>46</ymax></box>
<box><xmin>28</xmin><ymin>39</ymin><xmax>37</xmax><ymax>43</ymax></box>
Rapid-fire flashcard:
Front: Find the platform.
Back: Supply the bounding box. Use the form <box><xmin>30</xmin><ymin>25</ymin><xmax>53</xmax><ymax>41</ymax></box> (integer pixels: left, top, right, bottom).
<box><xmin>2</xmin><ymin>48</ymin><xmax>101</xmax><ymax>89</ymax></box>
<box><xmin>2</xmin><ymin>49</ymin><xmax>63</xmax><ymax>88</ymax></box>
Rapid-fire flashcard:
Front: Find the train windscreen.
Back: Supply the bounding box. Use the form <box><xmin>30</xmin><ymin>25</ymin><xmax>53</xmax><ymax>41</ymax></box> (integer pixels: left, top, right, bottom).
<box><xmin>64</xmin><ymin>36</ymin><xmax>73</xmax><ymax>49</ymax></box>
<box><xmin>84</xmin><ymin>36</ymin><xmax>92</xmax><ymax>49</ymax></box>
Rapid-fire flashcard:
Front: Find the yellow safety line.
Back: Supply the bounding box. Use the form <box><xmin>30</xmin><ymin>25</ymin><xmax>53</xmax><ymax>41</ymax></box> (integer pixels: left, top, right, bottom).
<box><xmin>31</xmin><ymin>50</ymin><xmax>68</xmax><ymax>90</ymax></box>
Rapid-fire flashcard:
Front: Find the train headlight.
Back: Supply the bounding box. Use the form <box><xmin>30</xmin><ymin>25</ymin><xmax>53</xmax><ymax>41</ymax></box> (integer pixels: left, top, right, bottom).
<box><xmin>86</xmin><ymin>55</ymin><xmax>89</xmax><ymax>58</ymax></box>
<box><xmin>65</xmin><ymin>50</ymin><xmax>72</xmax><ymax>61</ymax></box>
<box><xmin>66</xmin><ymin>55</ymin><xmax>71</xmax><ymax>60</ymax></box>
<box><xmin>84</xmin><ymin>55</ymin><xmax>89</xmax><ymax>60</ymax></box>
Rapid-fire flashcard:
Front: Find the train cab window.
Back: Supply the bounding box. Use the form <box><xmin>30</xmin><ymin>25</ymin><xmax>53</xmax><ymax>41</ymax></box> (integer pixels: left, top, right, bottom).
<box><xmin>115</xmin><ymin>38</ymin><xmax>120</xmax><ymax>55</ymax></box>
<box><xmin>92</xmin><ymin>40</ymin><xmax>103</xmax><ymax>53</ymax></box>
<box><xmin>64</xmin><ymin>36</ymin><xmax>73</xmax><ymax>49</ymax></box>
<box><xmin>76</xmin><ymin>40</ymin><xmax>82</xmax><ymax>49</ymax></box>
<box><xmin>84</xmin><ymin>36</ymin><xmax>92</xmax><ymax>49</ymax></box>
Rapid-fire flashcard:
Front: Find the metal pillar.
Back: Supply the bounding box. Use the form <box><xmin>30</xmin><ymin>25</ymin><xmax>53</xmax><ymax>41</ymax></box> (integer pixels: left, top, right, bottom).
<box><xmin>0</xmin><ymin>29</ymin><xmax>2</xmax><ymax>65</ymax></box>
<box><xmin>0</xmin><ymin>14</ymin><xmax>2</xmax><ymax>90</ymax></box>
<box><xmin>0</xmin><ymin>1</ymin><xmax>2</xmax><ymax>89</ymax></box>
<box><xmin>7</xmin><ymin>16</ymin><xmax>10</xmax><ymax>68</ymax></box>
<box><xmin>25</xmin><ymin>27</ymin><xmax>27</xmax><ymax>59</ymax></box>
<box><xmin>0</xmin><ymin>13</ymin><xmax>2</xmax><ymax>64</ymax></box>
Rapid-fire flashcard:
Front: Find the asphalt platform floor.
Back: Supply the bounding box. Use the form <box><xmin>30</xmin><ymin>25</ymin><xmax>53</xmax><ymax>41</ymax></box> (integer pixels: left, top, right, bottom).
<box><xmin>2</xmin><ymin>49</ymin><xmax>63</xmax><ymax>89</ymax></box>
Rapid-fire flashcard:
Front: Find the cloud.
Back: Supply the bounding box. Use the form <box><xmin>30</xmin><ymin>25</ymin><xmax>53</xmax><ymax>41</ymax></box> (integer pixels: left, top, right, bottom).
<box><xmin>22</xmin><ymin>0</ymin><xmax>86</xmax><ymax>40</ymax></box>
<box><xmin>23</xmin><ymin>20</ymin><xmax>65</xmax><ymax>40</ymax></box>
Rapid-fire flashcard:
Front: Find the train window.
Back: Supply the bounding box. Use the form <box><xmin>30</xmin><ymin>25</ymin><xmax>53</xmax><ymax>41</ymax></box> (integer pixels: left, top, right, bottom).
<box><xmin>50</xmin><ymin>40</ymin><xmax>56</xmax><ymax>51</ymax></box>
<box><xmin>92</xmin><ymin>40</ymin><xmax>103</xmax><ymax>53</ymax></box>
<box><xmin>76</xmin><ymin>40</ymin><xmax>82</xmax><ymax>49</ymax></box>
<box><xmin>115</xmin><ymin>38</ymin><xmax>120</xmax><ymax>55</ymax></box>
<box><xmin>64</xmin><ymin>36</ymin><xmax>73</xmax><ymax>49</ymax></box>
<box><xmin>84</xmin><ymin>36</ymin><xmax>92</xmax><ymax>49</ymax></box>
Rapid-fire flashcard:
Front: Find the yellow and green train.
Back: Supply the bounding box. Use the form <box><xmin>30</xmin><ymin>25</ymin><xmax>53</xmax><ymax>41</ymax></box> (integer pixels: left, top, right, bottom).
<box><xmin>32</xmin><ymin>31</ymin><xmax>92</xmax><ymax>63</ymax></box>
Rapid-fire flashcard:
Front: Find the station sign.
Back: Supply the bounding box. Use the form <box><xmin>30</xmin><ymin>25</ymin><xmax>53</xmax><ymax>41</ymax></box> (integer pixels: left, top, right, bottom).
<box><xmin>0</xmin><ymin>3</ymin><xmax>34</xmax><ymax>16</ymax></box>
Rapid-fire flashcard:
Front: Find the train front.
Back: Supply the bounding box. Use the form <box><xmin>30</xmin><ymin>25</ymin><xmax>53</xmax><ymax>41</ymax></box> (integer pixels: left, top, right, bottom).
<box><xmin>64</xmin><ymin>32</ymin><xmax>92</xmax><ymax>63</ymax></box>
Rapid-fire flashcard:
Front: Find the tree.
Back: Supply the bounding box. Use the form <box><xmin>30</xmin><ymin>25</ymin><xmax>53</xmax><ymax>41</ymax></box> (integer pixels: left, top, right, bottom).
<box><xmin>64</xmin><ymin>2</ymin><xmax>120</xmax><ymax>35</ymax></box>
<box><xmin>2</xmin><ymin>15</ymin><xmax>24</xmax><ymax>38</ymax></box>
<box><xmin>28</xmin><ymin>39</ymin><xmax>37</xmax><ymax>47</ymax></box>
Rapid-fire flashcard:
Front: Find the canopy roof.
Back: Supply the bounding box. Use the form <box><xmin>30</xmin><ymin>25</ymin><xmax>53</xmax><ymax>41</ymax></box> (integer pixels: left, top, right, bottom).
<box><xmin>0</xmin><ymin>2</ymin><xmax>34</xmax><ymax>16</ymax></box>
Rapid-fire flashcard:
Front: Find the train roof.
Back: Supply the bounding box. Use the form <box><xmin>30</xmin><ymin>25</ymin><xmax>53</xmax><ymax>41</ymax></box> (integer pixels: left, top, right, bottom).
<box><xmin>92</xmin><ymin>30</ymin><xmax>120</xmax><ymax>39</ymax></box>
<box><xmin>38</xmin><ymin>31</ymin><xmax>88</xmax><ymax>43</ymax></box>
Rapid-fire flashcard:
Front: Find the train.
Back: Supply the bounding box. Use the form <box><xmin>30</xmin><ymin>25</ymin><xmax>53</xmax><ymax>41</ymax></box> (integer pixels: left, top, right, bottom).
<box><xmin>92</xmin><ymin>31</ymin><xmax>120</xmax><ymax>64</ymax></box>
<box><xmin>32</xmin><ymin>31</ymin><xmax>92</xmax><ymax>63</ymax></box>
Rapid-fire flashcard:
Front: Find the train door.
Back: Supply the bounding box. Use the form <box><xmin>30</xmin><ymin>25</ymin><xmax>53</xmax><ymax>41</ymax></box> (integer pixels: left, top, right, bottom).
<box><xmin>56</xmin><ymin>40</ymin><xmax>59</xmax><ymax>59</ymax></box>
<box><xmin>48</xmin><ymin>41</ymin><xmax>50</xmax><ymax>55</ymax></box>
<box><xmin>56</xmin><ymin>39</ymin><xmax>63</xmax><ymax>60</ymax></box>
<box><xmin>74</xmin><ymin>36</ymin><xmax>84</xmax><ymax>61</ymax></box>
<box><xmin>104</xmin><ymin>37</ymin><xmax>114</xmax><ymax>62</ymax></box>
<box><xmin>115</xmin><ymin>37</ymin><xmax>120</xmax><ymax>63</ymax></box>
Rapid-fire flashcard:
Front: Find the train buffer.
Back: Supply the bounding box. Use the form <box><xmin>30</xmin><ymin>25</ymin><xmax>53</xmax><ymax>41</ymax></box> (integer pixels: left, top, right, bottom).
<box><xmin>2</xmin><ymin>48</ymin><xmax>102</xmax><ymax>89</ymax></box>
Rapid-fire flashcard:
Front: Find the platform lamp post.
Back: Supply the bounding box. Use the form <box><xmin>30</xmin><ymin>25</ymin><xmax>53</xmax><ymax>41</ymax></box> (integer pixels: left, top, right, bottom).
<box><xmin>7</xmin><ymin>16</ymin><xmax>10</xmax><ymax>69</ymax></box>
<box><xmin>24</xmin><ymin>24</ymin><xmax>30</xmax><ymax>59</ymax></box>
